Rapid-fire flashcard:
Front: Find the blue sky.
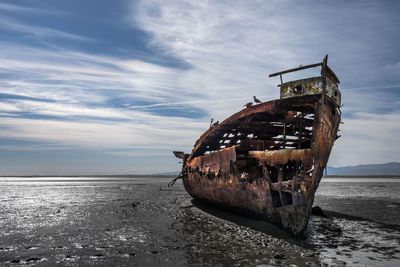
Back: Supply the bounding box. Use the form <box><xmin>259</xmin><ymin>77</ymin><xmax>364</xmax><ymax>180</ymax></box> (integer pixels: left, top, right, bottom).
<box><xmin>0</xmin><ymin>0</ymin><xmax>399</xmax><ymax>175</ymax></box>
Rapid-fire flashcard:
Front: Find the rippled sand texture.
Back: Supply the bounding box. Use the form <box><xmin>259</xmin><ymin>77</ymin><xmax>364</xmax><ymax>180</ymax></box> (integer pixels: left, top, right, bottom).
<box><xmin>0</xmin><ymin>177</ymin><xmax>399</xmax><ymax>266</ymax></box>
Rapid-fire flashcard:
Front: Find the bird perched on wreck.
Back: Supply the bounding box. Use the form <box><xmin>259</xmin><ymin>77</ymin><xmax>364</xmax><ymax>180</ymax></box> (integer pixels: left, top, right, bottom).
<box><xmin>212</xmin><ymin>120</ymin><xmax>219</xmax><ymax>127</ymax></box>
<box><xmin>243</xmin><ymin>102</ymin><xmax>253</xmax><ymax>108</ymax></box>
<box><xmin>253</xmin><ymin>96</ymin><xmax>262</xmax><ymax>104</ymax></box>
<box><xmin>209</xmin><ymin>118</ymin><xmax>214</xmax><ymax>128</ymax></box>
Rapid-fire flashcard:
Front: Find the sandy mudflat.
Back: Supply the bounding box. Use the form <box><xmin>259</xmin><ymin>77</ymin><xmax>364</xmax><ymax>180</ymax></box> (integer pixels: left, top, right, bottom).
<box><xmin>0</xmin><ymin>178</ymin><xmax>399</xmax><ymax>266</ymax></box>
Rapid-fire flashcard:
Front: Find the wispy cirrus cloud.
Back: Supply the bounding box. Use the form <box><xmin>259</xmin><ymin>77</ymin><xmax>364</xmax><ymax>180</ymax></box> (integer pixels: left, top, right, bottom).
<box><xmin>0</xmin><ymin>2</ymin><xmax>58</xmax><ymax>15</ymax></box>
<box><xmin>131</xmin><ymin>0</ymin><xmax>400</xmax><ymax>114</ymax></box>
<box><xmin>0</xmin><ymin>116</ymin><xmax>202</xmax><ymax>148</ymax></box>
<box><xmin>0</xmin><ymin>16</ymin><xmax>91</xmax><ymax>42</ymax></box>
<box><xmin>0</xmin><ymin>43</ymin><xmax>209</xmax><ymax>146</ymax></box>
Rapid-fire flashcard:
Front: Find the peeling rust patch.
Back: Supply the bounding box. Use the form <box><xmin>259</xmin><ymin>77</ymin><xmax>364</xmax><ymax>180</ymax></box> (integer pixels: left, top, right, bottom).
<box><xmin>188</xmin><ymin>146</ymin><xmax>236</xmax><ymax>174</ymax></box>
<box><xmin>249</xmin><ymin>149</ymin><xmax>313</xmax><ymax>166</ymax></box>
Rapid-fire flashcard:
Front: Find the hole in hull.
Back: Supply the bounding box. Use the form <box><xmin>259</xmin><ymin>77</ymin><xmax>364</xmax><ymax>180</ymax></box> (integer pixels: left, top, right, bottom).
<box><xmin>270</xmin><ymin>190</ymin><xmax>282</xmax><ymax>207</ymax></box>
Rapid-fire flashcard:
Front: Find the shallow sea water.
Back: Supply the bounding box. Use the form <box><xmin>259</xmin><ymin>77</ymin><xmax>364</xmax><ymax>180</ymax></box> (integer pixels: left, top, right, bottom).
<box><xmin>317</xmin><ymin>177</ymin><xmax>400</xmax><ymax>200</ymax></box>
<box><xmin>0</xmin><ymin>177</ymin><xmax>399</xmax><ymax>266</ymax></box>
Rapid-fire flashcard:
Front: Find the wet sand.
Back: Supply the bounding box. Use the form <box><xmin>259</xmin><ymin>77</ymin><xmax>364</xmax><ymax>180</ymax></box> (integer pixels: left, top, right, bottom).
<box><xmin>0</xmin><ymin>178</ymin><xmax>399</xmax><ymax>266</ymax></box>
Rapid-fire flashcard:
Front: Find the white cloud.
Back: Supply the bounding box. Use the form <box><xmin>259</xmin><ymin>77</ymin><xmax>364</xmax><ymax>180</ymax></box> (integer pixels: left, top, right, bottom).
<box><xmin>330</xmin><ymin>112</ymin><xmax>400</xmax><ymax>166</ymax></box>
<box><xmin>0</xmin><ymin>100</ymin><xmax>131</xmax><ymax>119</ymax></box>
<box><xmin>0</xmin><ymin>15</ymin><xmax>90</xmax><ymax>42</ymax></box>
<box><xmin>133</xmin><ymin>1</ymin><xmax>286</xmax><ymax>113</ymax></box>
<box><xmin>0</xmin><ymin>116</ymin><xmax>204</xmax><ymax>148</ymax></box>
<box><xmin>0</xmin><ymin>43</ymin><xmax>191</xmax><ymax>102</ymax></box>
<box><xmin>0</xmin><ymin>2</ymin><xmax>58</xmax><ymax>15</ymax></box>
<box><xmin>0</xmin><ymin>102</ymin><xmax>21</xmax><ymax>112</ymax></box>
<box><xmin>0</xmin><ymin>42</ymin><xmax>211</xmax><ymax>155</ymax></box>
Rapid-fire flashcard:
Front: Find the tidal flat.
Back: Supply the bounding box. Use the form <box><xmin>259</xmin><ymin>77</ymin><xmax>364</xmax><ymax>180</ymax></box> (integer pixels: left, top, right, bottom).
<box><xmin>0</xmin><ymin>177</ymin><xmax>399</xmax><ymax>266</ymax></box>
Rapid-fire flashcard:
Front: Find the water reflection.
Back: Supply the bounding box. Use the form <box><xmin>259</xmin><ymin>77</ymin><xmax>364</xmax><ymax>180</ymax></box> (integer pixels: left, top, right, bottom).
<box><xmin>318</xmin><ymin>178</ymin><xmax>400</xmax><ymax>200</ymax></box>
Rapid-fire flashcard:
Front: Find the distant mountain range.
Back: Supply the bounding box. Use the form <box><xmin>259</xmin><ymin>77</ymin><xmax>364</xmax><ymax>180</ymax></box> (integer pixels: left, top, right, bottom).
<box><xmin>158</xmin><ymin>162</ymin><xmax>400</xmax><ymax>177</ymax></box>
<box><xmin>326</xmin><ymin>162</ymin><xmax>400</xmax><ymax>176</ymax></box>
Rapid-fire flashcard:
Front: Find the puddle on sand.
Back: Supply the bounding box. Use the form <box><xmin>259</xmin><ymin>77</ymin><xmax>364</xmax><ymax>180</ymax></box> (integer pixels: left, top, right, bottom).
<box><xmin>308</xmin><ymin>216</ymin><xmax>400</xmax><ymax>267</ymax></box>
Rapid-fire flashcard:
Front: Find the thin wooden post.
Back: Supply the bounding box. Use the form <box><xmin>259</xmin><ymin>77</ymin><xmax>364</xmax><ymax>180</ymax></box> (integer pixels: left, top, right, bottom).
<box><xmin>298</xmin><ymin>112</ymin><xmax>303</xmax><ymax>149</ymax></box>
<box><xmin>283</xmin><ymin>114</ymin><xmax>287</xmax><ymax>148</ymax></box>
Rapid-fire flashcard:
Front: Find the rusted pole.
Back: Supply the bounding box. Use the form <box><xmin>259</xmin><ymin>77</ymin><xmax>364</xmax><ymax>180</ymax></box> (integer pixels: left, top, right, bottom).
<box><xmin>283</xmin><ymin>114</ymin><xmax>287</xmax><ymax>148</ymax></box>
<box><xmin>269</xmin><ymin>62</ymin><xmax>322</xmax><ymax>77</ymax></box>
<box><xmin>321</xmin><ymin>54</ymin><xmax>328</xmax><ymax>103</ymax></box>
<box><xmin>298</xmin><ymin>112</ymin><xmax>303</xmax><ymax>149</ymax></box>
<box><xmin>319</xmin><ymin>54</ymin><xmax>328</xmax><ymax>172</ymax></box>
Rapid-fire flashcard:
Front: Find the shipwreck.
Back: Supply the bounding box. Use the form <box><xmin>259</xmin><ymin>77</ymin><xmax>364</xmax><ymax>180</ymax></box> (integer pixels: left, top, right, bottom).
<box><xmin>173</xmin><ymin>55</ymin><xmax>341</xmax><ymax>234</ymax></box>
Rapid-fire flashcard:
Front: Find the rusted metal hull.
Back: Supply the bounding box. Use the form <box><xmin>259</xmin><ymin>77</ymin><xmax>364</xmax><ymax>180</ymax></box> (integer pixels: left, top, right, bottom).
<box><xmin>181</xmin><ymin>94</ymin><xmax>341</xmax><ymax>234</ymax></box>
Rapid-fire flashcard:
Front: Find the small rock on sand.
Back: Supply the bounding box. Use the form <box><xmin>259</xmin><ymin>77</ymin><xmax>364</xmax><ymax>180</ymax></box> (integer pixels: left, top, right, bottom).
<box><xmin>26</xmin><ymin>257</ymin><xmax>41</xmax><ymax>262</ymax></box>
<box><xmin>273</xmin><ymin>253</ymin><xmax>286</xmax><ymax>259</ymax></box>
<box><xmin>311</xmin><ymin>206</ymin><xmax>329</xmax><ymax>218</ymax></box>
